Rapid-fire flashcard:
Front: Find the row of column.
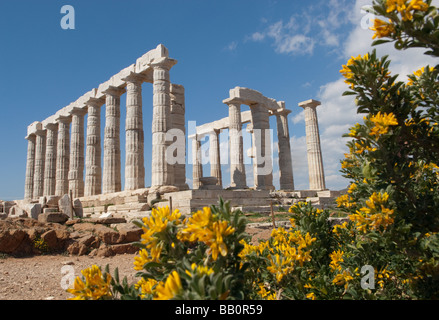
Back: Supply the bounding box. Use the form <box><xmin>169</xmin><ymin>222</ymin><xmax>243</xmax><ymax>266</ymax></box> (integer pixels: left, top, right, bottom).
<box><xmin>25</xmin><ymin>58</ymin><xmax>181</xmax><ymax>201</ymax></box>
<box><xmin>190</xmin><ymin>99</ymin><xmax>325</xmax><ymax>191</ymax></box>
<box><xmin>191</xmin><ymin>101</ymin><xmax>295</xmax><ymax>191</ymax></box>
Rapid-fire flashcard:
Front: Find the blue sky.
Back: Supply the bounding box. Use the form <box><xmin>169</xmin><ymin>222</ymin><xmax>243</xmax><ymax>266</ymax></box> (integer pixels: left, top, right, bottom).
<box><xmin>0</xmin><ymin>0</ymin><xmax>435</xmax><ymax>200</ymax></box>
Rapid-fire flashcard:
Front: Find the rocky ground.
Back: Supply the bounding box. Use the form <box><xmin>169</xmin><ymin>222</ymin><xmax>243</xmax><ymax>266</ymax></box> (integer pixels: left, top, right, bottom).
<box><xmin>0</xmin><ymin>217</ymin><xmax>276</xmax><ymax>300</ymax></box>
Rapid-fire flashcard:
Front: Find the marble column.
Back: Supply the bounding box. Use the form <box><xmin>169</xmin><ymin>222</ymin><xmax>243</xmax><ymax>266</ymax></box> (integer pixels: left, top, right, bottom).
<box><xmin>170</xmin><ymin>84</ymin><xmax>188</xmax><ymax>190</ymax></box>
<box><xmin>33</xmin><ymin>128</ymin><xmax>46</xmax><ymax>199</ymax></box>
<box><xmin>192</xmin><ymin>135</ymin><xmax>203</xmax><ymax>189</ymax></box>
<box><xmin>43</xmin><ymin>123</ymin><xmax>58</xmax><ymax>197</ymax></box>
<box><xmin>275</xmin><ymin>106</ymin><xmax>294</xmax><ymax>190</ymax></box>
<box><xmin>299</xmin><ymin>99</ymin><xmax>326</xmax><ymax>191</ymax></box>
<box><xmin>123</xmin><ymin>74</ymin><xmax>145</xmax><ymax>191</ymax></box>
<box><xmin>102</xmin><ymin>87</ymin><xmax>124</xmax><ymax>194</ymax></box>
<box><xmin>24</xmin><ymin>134</ymin><xmax>36</xmax><ymax>200</ymax></box>
<box><xmin>68</xmin><ymin>108</ymin><xmax>86</xmax><ymax>198</ymax></box>
<box><xmin>55</xmin><ymin>115</ymin><xmax>71</xmax><ymax>197</ymax></box>
<box><xmin>209</xmin><ymin>129</ymin><xmax>222</xmax><ymax>187</ymax></box>
<box><xmin>151</xmin><ymin>58</ymin><xmax>177</xmax><ymax>187</ymax></box>
<box><xmin>250</xmin><ymin>103</ymin><xmax>274</xmax><ymax>190</ymax></box>
<box><xmin>84</xmin><ymin>98</ymin><xmax>103</xmax><ymax>196</ymax></box>
<box><xmin>226</xmin><ymin>101</ymin><xmax>247</xmax><ymax>189</ymax></box>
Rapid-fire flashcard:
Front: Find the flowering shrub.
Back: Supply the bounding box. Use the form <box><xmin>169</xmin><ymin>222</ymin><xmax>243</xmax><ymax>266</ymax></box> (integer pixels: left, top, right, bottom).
<box><xmin>67</xmin><ymin>0</ymin><xmax>439</xmax><ymax>300</ymax></box>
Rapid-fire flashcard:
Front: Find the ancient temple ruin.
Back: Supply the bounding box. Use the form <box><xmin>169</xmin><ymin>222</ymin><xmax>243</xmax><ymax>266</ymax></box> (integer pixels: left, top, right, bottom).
<box><xmin>20</xmin><ymin>44</ymin><xmax>339</xmax><ymax>217</ymax></box>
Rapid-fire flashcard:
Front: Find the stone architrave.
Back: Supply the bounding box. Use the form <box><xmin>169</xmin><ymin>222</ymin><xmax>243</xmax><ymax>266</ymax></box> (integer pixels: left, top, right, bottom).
<box><xmin>24</xmin><ymin>134</ymin><xmax>36</xmax><ymax>200</ymax></box>
<box><xmin>102</xmin><ymin>87</ymin><xmax>124</xmax><ymax>194</ymax></box>
<box><xmin>299</xmin><ymin>99</ymin><xmax>326</xmax><ymax>191</ymax></box>
<box><xmin>275</xmin><ymin>105</ymin><xmax>294</xmax><ymax>190</ymax></box>
<box><xmin>209</xmin><ymin>129</ymin><xmax>222</xmax><ymax>187</ymax></box>
<box><xmin>33</xmin><ymin>127</ymin><xmax>46</xmax><ymax>199</ymax></box>
<box><xmin>122</xmin><ymin>73</ymin><xmax>145</xmax><ymax>191</ymax></box>
<box><xmin>151</xmin><ymin>58</ymin><xmax>177</xmax><ymax>187</ymax></box>
<box><xmin>68</xmin><ymin>108</ymin><xmax>87</xmax><ymax>198</ymax></box>
<box><xmin>250</xmin><ymin>103</ymin><xmax>273</xmax><ymax>190</ymax></box>
<box><xmin>43</xmin><ymin>123</ymin><xmax>58</xmax><ymax>197</ymax></box>
<box><xmin>84</xmin><ymin>98</ymin><xmax>104</xmax><ymax>196</ymax></box>
<box><xmin>55</xmin><ymin>115</ymin><xmax>71</xmax><ymax>197</ymax></box>
<box><xmin>192</xmin><ymin>135</ymin><xmax>203</xmax><ymax>189</ymax></box>
<box><xmin>225</xmin><ymin>101</ymin><xmax>247</xmax><ymax>189</ymax></box>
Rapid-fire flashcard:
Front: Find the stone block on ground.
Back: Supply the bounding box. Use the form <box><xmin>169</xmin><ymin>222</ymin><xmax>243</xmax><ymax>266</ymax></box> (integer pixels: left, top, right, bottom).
<box><xmin>8</xmin><ymin>205</ymin><xmax>28</xmax><ymax>218</ymax></box>
<box><xmin>38</xmin><ymin>212</ymin><xmax>69</xmax><ymax>224</ymax></box>
<box><xmin>58</xmin><ymin>194</ymin><xmax>73</xmax><ymax>219</ymax></box>
<box><xmin>73</xmin><ymin>199</ymin><xmax>83</xmax><ymax>218</ymax></box>
<box><xmin>28</xmin><ymin>203</ymin><xmax>42</xmax><ymax>219</ymax></box>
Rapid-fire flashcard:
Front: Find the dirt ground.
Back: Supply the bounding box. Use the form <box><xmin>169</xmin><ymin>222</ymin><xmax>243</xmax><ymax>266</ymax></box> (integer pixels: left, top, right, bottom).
<box><xmin>0</xmin><ymin>253</ymin><xmax>139</xmax><ymax>300</ymax></box>
<box><xmin>0</xmin><ymin>225</ymin><xmax>274</xmax><ymax>300</ymax></box>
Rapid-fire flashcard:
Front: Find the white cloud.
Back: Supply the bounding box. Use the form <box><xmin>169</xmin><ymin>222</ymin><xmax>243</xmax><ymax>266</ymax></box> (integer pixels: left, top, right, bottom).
<box><xmin>224</xmin><ymin>41</ymin><xmax>238</xmax><ymax>52</ymax></box>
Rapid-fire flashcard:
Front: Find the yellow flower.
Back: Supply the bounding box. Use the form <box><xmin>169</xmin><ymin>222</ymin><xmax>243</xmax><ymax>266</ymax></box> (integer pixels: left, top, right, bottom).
<box><xmin>333</xmin><ymin>222</ymin><xmax>348</xmax><ymax>235</ymax></box>
<box><xmin>385</xmin><ymin>0</ymin><xmax>428</xmax><ymax>21</ymax></box>
<box><xmin>185</xmin><ymin>263</ymin><xmax>214</xmax><ymax>277</ymax></box>
<box><xmin>340</xmin><ymin>54</ymin><xmax>369</xmax><ymax>88</ymax></box>
<box><xmin>369</xmin><ymin>112</ymin><xmax>398</xmax><ymax>137</ymax></box>
<box><xmin>348</xmin><ymin>183</ymin><xmax>357</xmax><ymax>194</ymax></box>
<box><xmin>67</xmin><ymin>265</ymin><xmax>112</xmax><ymax>300</ymax></box>
<box><xmin>306</xmin><ymin>292</ymin><xmax>316</xmax><ymax>300</ymax></box>
<box><xmin>178</xmin><ymin>207</ymin><xmax>235</xmax><ymax>260</ymax></box>
<box><xmin>332</xmin><ymin>270</ymin><xmax>354</xmax><ymax>289</ymax></box>
<box><xmin>135</xmin><ymin>278</ymin><xmax>158</xmax><ymax>299</ymax></box>
<box><xmin>257</xmin><ymin>283</ymin><xmax>277</xmax><ymax>300</ymax></box>
<box><xmin>154</xmin><ymin>271</ymin><xmax>182</xmax><ymax>300</ymax></box>
<box><xmin>370</xmin><ymin>19</ymin><xmax>395</xmax><ymax>39</ymax></box>
<box><xmin>349</xmin><ymin>192</ymin><xmax>394</xmax><ymax>233</ymax></box>
<box><xmin>329</xmin><ymin>250</ymin><xmax>344</xmax><ymax>271</ymax></box>
<box><xmin>336</xmin><ymin>194</ymin><xmax>356</xmax><ymax>209</ymax></box>
<box><xmin>408</xmin><ymin>66</ymin><xmax>434</xmax><ymax>85</ymax></box>
<box><xmin>140</xmin><ymin>206</ymin><xmax>181</xmax><ymax>245</ymax></box>
<box><xmin>133</xmin><ymin>246</ymin><xmax>163</xmax><ymax>271</ymax></box>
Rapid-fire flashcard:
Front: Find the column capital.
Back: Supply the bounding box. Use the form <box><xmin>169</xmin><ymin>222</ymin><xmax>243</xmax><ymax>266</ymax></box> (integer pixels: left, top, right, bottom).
<box><xmin>222</xmin><ymin>97</ymin><xmax>242</xmax><ymax>106</ymax></box>
<box><xmin>70</xmin><ymin>107</ymin><xmax>88</xmax><ymax>117</ymax></box>
<box><xmin>150</xmin><ymin>57</ymin><xmax>177</xmax><ymax>70</ymax></box>
<box><xmin>55</xmin><ymin>114</ymin><xmax>72</xmax><ymax>124</ymax></box>
<box><xmin>44</xmin><ymin>122</ymin><xmax>59</xmax><ymax>131</ymax></box>
<box><xmin>121</xmin><ymin>72</ymin><xmax>148</xmax><ymax>84</ymax></box>
<box><xmin>298</xmin><ymin>99</ymin><xmax>321</xmax><ymax>109</ymax></box>
<box><xmin>102</xmin><ymin>86</ymin><xmax>125</xmax><ymax>97</ymax></box>
<box><xmin>270</xmin><ymin>107</ymin><xmax>292</xmax><ymax>116</ymax></box>
<box><xmin>84</xmin><ymin>97</ymin><xmax>105</xmax><ymax>108</ymax></box>
<box><xmin>34</xmin><ymin>128</ymin><xmax>46</xmax><ymax>137</ymax></box>
<box><xmin>25</xmin><ymin>133</ymin><xmax>36</xmax><ymax>141</ymax></box>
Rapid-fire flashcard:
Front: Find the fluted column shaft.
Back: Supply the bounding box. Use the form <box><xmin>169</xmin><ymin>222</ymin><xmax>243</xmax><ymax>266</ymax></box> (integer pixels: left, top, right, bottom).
<box><xmin>68</xmin><ymin>109</ymin><xmax>86</xmax><ymax>198</ymax></box>
<box><xmin>33</xmin><ymin>130</ymin><xmax>46</xmax><ymax>199</ymax></box>
<box><xmin>103</xmin><ymin>87</ymin><xmax>124</xmax><ymax>194</ymax></box>
<box><xmin>299</xmin><ymin>100</ymin><xmax>326</xmax><ymax>191</ymax></box>
<box><xmin>170</xmin><ymin>84</ymin><xmax>187</xmax><ymax>190</ymax></box>
<box><xmin>192</xmin><ymin>136</ymin><xmax>203</xmax><ymax>189</ymax></box>
<box><xmin>43</xmin><ymin>124</ymin><xmax>58</xmax><ymax>196</ymax></box>
<box><xmin>228</xmin><ymin>102</ymin><xmax>247</xmax><ymax>188</ymax></box>
<box><xmin>124</xmin><ymin>76</ymin><xmax>145</xmax><ymax>190</ymax></box>
<box><xmin>55</xmin><ymin>117</ymin><xmax>71</xmax><ymax>196</ymax></box>
<box><xmin>209</xmin><ymin>129</ymin><xmax>222</xmax><ymax>187</ymax></box>
<box><xmin>85</xmin><ymin>100</ymin><xmax>103</xmax><ymax>196</ymax></box>
<box><xmin>276</xmin><ymin>110</ymin><xmax>294</xmax><ymax>190</ymax></box>
<box><xmin>151</xmin><ymin>59</ymin><xmax>175</xmax><ymax>187</ymax></box>
<box><xmin>24</xmin><ymin>135</ymin><xmax>36</xmax><ymax>200</ymax></box>
<box><xmin>250</xmin><ymin>103</ymin><xmax>273</xmax><ymax>190</ymax></box>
